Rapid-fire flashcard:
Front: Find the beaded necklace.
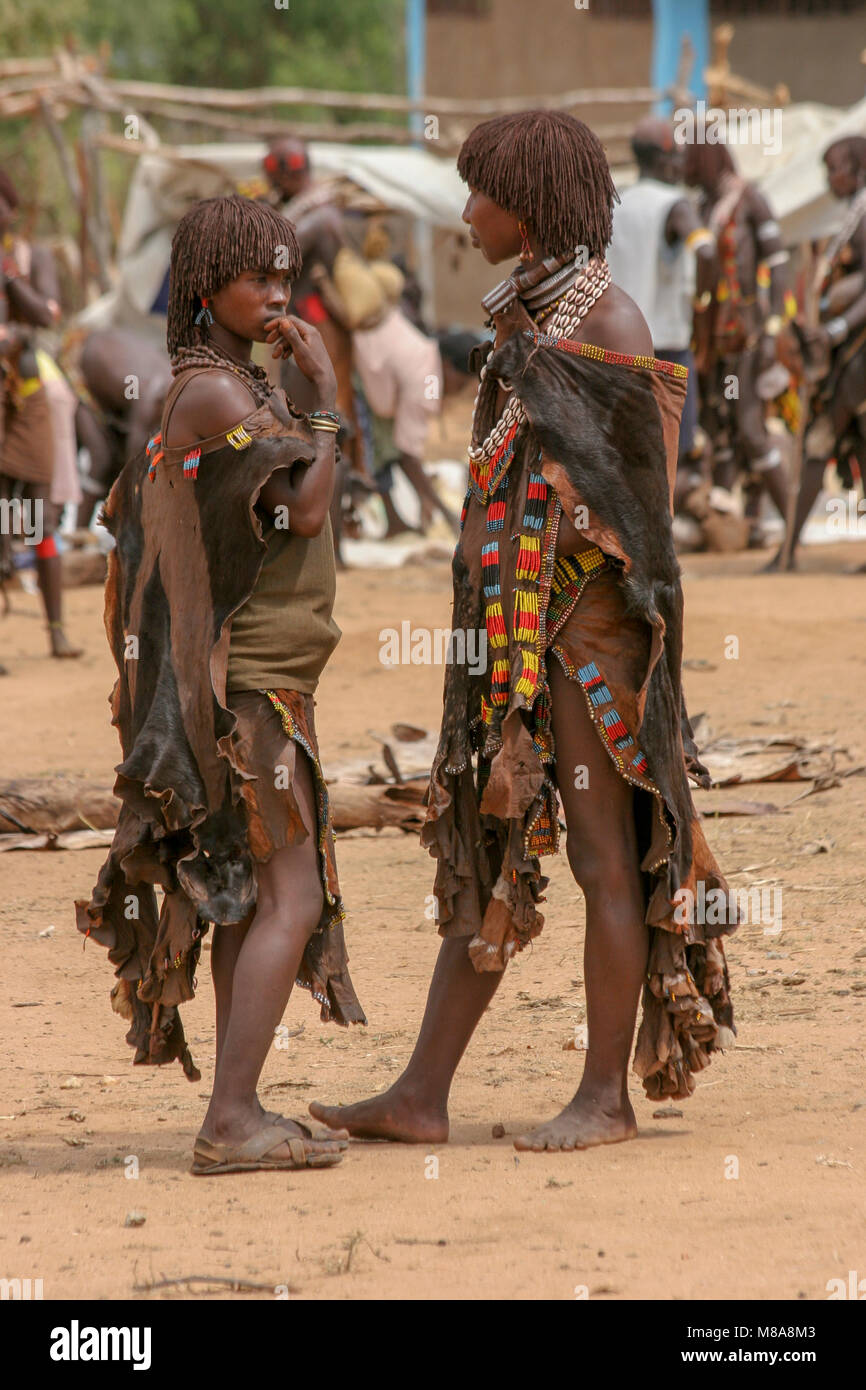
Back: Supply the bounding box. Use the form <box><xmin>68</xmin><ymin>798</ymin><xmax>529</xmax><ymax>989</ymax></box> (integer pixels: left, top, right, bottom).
<box><xmin>534</xmin><ymin>290</ymin><xmax>570</xmax><ymax>325</ymax></box>
<box><xmin>465</xmin><ymin>255</ymin><xmax>610</xmax><ymax>741</ymax></box>
<box><xmin>170</xmin><ymin>343</ymin><xmax>273</xmax><ymax>407</ymax></box>
<box><xmin>467</xmin><ymin>255</ymin><xmax>610</xmax><ymax>497</ymax></box>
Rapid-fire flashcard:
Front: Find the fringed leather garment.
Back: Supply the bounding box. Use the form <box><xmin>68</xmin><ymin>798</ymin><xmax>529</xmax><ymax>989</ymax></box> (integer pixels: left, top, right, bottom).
<box><xmin>75</xmin><ymin>386</ymin><xmax>365</xmax><ymax>1080</ymax></box>
<box><xmin>422</xmin><ymin>299</ymin><xmax>735</xmax><ymax>1101</ymax></box>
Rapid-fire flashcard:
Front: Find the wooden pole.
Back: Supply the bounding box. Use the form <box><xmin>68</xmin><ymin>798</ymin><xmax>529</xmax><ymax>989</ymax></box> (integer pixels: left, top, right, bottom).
<box><xmin>93</xmin><ymin>133</ymin><xmax>239</xmax><ymax>182</ymax></box>
<box><xmin>39</xmin><ymin>96</ymin><xmax>87</xmax><ymax>302</ymax></box>
<box><xmin>81</xmin><ymin>109</ymin><xmax>112</xmax><ymax>291</ymax></box>
<box><xmin>74</xmin><ymin>136</ymin><xmax>91</xmax><ymax>301</ymax></box>
<box><xmin>87</xmin><ymin>100</ymin><xmax>641</xmax><ymax>152</ymax></box>
<box><xmin>91</xmin><ymin>101</ymin><xmax>422</xmax><ymax>145</ymax></box>
<box><xmin>0</xmin><ymin>58</ymin><xmax>60</xmax><ymax>78</ymax></box>
<box><xmin>40</xmin><ymin>98</ymin><xmax>112</xmax><ymax>297</ymax></box>
<box><xmin>105</xmin><ymin>76</ymin><xmax>665</xmax><ymax>117</ymax></box>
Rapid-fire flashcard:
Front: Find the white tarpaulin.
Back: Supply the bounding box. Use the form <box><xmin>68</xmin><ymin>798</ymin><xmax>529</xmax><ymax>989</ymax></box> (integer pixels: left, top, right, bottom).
<box><xmin>78</xmin><ymin>140</ymin><xmax>468</xmax><ymax>334</ymax></box>
<box><xmin>80</xmin><ymin>100</ymin><xmax>866</xmax><ymax>337</ymax></box>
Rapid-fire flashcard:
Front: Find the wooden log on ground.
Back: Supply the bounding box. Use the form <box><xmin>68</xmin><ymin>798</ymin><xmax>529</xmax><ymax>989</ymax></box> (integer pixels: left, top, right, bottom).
<box><xmin>0</xmin><ymin>775</ymin><xmax>426</xmax><ymax>840</ymax></box>
<box><xmin>329</xmin><ymin>781</ymin><xmax>425</xmax><ymax>833</ymax></box>
<box><xmin>0</xmin><ymin>778</ymin><xmax>119</xmax><ymax>835</ymax></box>
<box><xmin>61</xmin><ymin>547</ymin><xmax>107</xmax><ymax>588</ymax></box>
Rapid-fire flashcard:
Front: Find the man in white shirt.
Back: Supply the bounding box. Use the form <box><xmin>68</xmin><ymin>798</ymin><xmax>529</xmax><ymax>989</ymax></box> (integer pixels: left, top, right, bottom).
<box><xmin>607</xmin><ymin>116</ymin><xmax>716</xmax><ymax>496</ymax></box>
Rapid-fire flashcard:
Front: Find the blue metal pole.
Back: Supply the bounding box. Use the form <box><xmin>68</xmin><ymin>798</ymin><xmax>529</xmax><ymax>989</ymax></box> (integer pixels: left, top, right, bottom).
<box><xmin>651</xmin><ymin>0</ymin><xmax>709</xmax><ymax>112</ymax></box>
<box><xmin>406</xmin><ymin>0</ymin><xmax>426</xmax><ymax>142</ymax></box>
<box><xmin>405</xmin><ymin>0</ymin><xmax>434</xmax><ymax>320</ymax></box>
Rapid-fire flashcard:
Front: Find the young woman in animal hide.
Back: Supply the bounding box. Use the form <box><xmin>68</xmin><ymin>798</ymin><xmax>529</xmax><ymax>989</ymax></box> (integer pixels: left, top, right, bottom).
<box><xmin>76</xmin><ymin>195</ymin><xmax>365</xmax><ymax>1175</ymax></box>
<box><xmin>311</xmin><ymin>112</ymin><xmax>735</xmax><ymax>1154</ymax></box>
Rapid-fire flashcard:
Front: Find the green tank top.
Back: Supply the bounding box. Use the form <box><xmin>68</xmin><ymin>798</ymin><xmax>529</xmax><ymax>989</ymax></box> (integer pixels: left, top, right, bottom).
<box><xmin>226</xmin><ymin>511</ymin><xmax>341</xmax><ymax>695</ymax></box>
<box><xmin>159</xmin><ymin>366</ymin><xmax>340</xmax><ymax>695</ymax></box>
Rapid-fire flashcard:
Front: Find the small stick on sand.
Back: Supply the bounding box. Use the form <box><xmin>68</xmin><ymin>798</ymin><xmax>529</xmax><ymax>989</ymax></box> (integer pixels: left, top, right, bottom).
<box><xmin>134</xmin><ymin>1274</ymin><xmax>292</xmax><ymax>1294</ymax></box>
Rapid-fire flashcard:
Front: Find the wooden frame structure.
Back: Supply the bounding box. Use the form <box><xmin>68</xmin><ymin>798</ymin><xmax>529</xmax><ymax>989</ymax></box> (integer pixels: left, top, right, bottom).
<box><xmin>0</xmin><ymin>27</ymin><xmax>794</xmax><ymax>299</ymax></box>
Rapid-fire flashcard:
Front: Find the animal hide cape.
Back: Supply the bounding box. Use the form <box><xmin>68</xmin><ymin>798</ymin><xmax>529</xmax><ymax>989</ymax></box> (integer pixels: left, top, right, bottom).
<box><xmin>422</xmin><ymin>302</ymin><xmax>735</xmax><ymax>1100</ymax></box>
<box><xmin>491</xmin><ymin>325</ymin><xmax>709</xmax><ymax>835</ymax></box>
<box><xmin>75</xmin><ymin>394</ymin><xmax>363</xmax><ymax>1079</ymax></box>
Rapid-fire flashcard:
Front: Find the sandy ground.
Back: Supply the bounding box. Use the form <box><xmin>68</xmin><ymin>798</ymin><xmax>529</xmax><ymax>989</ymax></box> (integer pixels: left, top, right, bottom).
<box><xmin>2</xmin><ymin>537</ymin><xmax>866</xmax><ymax>1303</ymax></box>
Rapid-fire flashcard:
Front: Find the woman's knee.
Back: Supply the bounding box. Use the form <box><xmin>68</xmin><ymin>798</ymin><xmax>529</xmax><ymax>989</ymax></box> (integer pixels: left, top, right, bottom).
<box><xmin>255</xmin><ymin>861</ymin><xmax>324</xmax><ymax>938</ymax></box>
<box><xmin>564</xmin><ymin>825</ymin><xmax>637</xmax><ymax>896</ymax></box>
<box><xmin>292</xmin><ymin>893</ymin><xmax>325</xmax><ymax>942</ymax></box>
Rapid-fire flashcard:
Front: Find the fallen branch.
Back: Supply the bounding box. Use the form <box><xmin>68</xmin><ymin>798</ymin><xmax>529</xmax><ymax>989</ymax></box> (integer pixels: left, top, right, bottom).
<box><xmin>133</xmin><ymin>1274</ymin><xmax>293</xmax><ymax>1295</ymax></box>
<box><xmin>393</xmin><ymin>1236</ymin><xmax>448</xmax><ymax>1247</ymax></box>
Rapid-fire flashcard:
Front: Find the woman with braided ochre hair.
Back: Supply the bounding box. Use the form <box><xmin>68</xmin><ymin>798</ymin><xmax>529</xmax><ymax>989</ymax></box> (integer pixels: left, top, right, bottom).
<box><xmin>76</xmin><ymin>195</ymin><xmax>365</xmax><ymax>1174</ymax></box>
<box><xmin>311</xmin><ymin>111</ymin><xmax>735</xmax><ymax>1153</ymax></box>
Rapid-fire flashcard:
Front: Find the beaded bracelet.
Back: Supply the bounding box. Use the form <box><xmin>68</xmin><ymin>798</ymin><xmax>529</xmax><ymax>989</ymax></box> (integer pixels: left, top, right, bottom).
<box><xmin>310</xmin><ymin>409</ymin><xmax>340</xmax><ymax>431</ymax></box>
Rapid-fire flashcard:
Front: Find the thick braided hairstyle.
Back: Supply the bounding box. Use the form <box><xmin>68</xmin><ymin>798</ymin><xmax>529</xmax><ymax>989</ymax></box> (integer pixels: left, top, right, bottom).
<box><xmin>166</xmin><ymin>194</ymin><xmax>301</xmax><ymax>354</ymax></box>
<box><xmin>456</xmin><ymin>109</ymin><xmax>617</xmax><ymax>260</ymax></box>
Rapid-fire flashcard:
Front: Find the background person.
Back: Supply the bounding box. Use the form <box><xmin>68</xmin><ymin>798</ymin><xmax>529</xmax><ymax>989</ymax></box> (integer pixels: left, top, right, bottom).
<box><xmin>354</xmin><ymin>323</ymin><xmax>477</xmax><ymax>538</ymax></box>
<box><xmin>776</xmin><ymin>136</ymin><xmax>866</xmax><ymax>568</ymax></box>
<box><xmin>0</xmin><ymin>168</ymin><xmax>81</xmax><ymax>657</ymax></box>
<box><xmin>607</xmin><ymin>114</ymin><xmax>717</xmax><ymax>510</ymax></box>
<box><xmin>684</xmin><ymin>140</ymin><xmax>793</xmax><ymax>548</ymax></box>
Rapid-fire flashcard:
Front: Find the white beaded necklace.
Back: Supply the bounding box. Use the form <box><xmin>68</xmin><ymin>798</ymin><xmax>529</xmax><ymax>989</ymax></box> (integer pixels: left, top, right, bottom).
<box><xmin>468</xmin><ymin>255</ymin><xmax>610</xmax><ymax>464</ymax></box>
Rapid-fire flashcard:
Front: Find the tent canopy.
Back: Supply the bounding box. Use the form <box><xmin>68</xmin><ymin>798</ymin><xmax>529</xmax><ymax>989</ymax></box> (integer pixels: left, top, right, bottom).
<box><xmin>80</xmin><ymin>100</ymin><xmax>866</xmax><ymax>335</ymax></box>
<box><xmin>80</xmin><ymin>140</ymin><xmax>469</xmax><ymax>331</ymax></box>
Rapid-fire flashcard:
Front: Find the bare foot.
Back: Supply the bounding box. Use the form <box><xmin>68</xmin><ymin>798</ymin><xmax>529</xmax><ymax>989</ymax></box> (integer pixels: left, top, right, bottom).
<box><xmin>513</xmin><ymin>1094</ymin><xmax>638</xmax><ymax>1152</ymax></box>
<box><xmin>264</xmin><ymin>1109</ymin><xmax>349</xmax><ymax>1143</ymax></box>
<box><xmin>383</xmin><ymin>519</ymin><xmax>422</xmax><ymax>539</ymax></box>
<box><xmin>49</xmin><ymin>626</ymin><xmax>83</xmax><ymax>658</ymax></box>
<box><xmin>309</xmin><ymin>1084</ymin><xmax>448</xmax><ymax>1144</ymax></box>
<box><xmin>760</xmin><ymin>547</ymin><xmax>797</xmax><ymax>574</ymax></box>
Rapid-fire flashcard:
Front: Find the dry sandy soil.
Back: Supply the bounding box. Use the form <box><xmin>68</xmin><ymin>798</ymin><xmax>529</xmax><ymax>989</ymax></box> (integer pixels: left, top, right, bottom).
<box><xmin>1</xmin><ymin>537</ymin><xmax>865</xmax><ymax>1302</ymax></box>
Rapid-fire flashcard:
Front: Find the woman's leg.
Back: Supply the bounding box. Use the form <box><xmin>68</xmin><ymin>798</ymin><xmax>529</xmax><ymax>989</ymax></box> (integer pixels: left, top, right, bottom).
<box><xmin>28</xmin><ymin>490</ymin><xmax>81</xmax><ymax>658</ymax></box>
<box><xmin>211</xmin><ymin>912</ymin><xmax>252</xmax><ymax>1064</ymax></box>
<box><xmin>767</xmin><ymin>454</ymin><xmax>825</xmax><ymax>570</ymax></box>
<box><xmin>514</xmin><ymin>659</ymin><xmax>646</xmax><ymax>1150</ymax></box>
<box><xmin>398</xmin><ymin>452</ymin><xmax>459</xmax><ymax>531</ymax></box>
<box><xmin>199</xmin><ymin>748</ymin><xmax>345</xmax><ymax>1157</ymax></box>
<box><xmin>313</xmin><ymin>661</ymin><xmax>648</xmax><ymax>1152</ymax></box>
<box><xmin>310</xmin><ymin>934</ymin><xmax>501</xmax><ymax>1141</ymax></box>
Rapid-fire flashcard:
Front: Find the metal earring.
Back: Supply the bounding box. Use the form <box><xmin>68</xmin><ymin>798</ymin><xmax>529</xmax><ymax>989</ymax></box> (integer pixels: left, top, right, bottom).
<box><xmin>195</xmin><ymin>298</ymin><xmax>214</xmax><ymax>327</ymax></box>
<box><xmin>518</xmin><ymin>220</ymin><xmax>532</xmax><ymax>261</ymax></box>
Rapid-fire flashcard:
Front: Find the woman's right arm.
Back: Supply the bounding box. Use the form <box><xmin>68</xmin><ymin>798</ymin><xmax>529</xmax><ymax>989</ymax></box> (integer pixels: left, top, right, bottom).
<box><xmin>258</xmin><ymin>316</ymin><xmax>338</xmax><ymax>537</ymax></box>
<box><xmin>169</xmin><ymin>363</ymin><xmax>336</xmax><ymax>540</ymax></box>
<box><xmin>257</xmin><ymin>428</ymin><xmax>336</xmax><ymax>539</ymax></box>
<box><xmin>164</xmin><ymin>371</ymin><xmax>258</xmax><ymax>449</ymax></box>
